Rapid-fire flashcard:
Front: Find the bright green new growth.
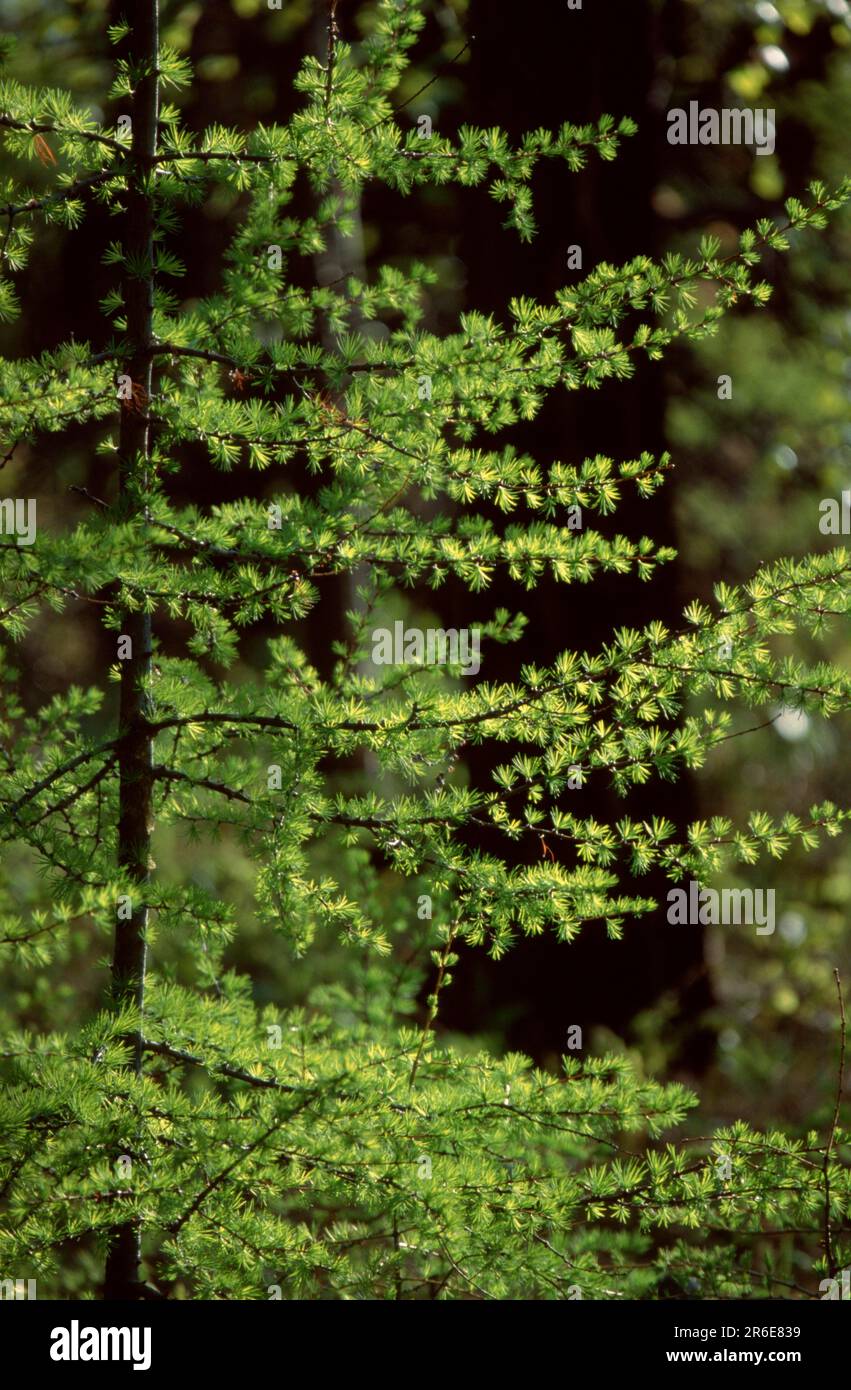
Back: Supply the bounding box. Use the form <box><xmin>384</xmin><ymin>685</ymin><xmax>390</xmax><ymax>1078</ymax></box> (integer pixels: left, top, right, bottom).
<box><xmin>0</xmin><ymin>0</ymin><xmax>849</xmax><ymax>1299</ymax></box>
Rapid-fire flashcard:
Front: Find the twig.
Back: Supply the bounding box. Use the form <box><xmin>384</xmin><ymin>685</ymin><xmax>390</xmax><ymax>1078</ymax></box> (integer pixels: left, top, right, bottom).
<box><xmin>69</xmin><ymin>484</ymin><xmax>109</xmax><ymax>510</ymax></box>
<box><xmin>0</xmin><ymin>170</ymin><xmax>115</xmax><ymax>223</ymax></box>
<box><xmin>824</xmin><ymin>968</ymin><xmax>847</xmax><ymax>1278</ymax></box>
<box><xmin>409</xmin><ymin>921</ymin><xmax>458</xmax><ymax>1086</ymax></box>
<box><xmin>0</xmin><ymin>115</ymin><xmax>125</xmax><ymax>154</ymax></box>
<box><xmin>324</xmin><ymin>0</ymin><xmax>340</xmax><ymax>118</ymax></box>
<box><xmin>365</xmin><ymin>39</ymin><xmax>473</xmax><ymax>134</ymax></box>
<box><xmin>141</xmin><ymin>1037</ymin><xmax>296</xmax><ymax>1092</ymax></box>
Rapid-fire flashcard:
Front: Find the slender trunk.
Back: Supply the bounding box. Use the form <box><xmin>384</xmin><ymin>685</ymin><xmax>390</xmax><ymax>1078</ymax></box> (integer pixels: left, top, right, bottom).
<box><xmin>103</xmin><ymin>0</ymin><xmax>159</xmax><ymax>1301</ymax></box>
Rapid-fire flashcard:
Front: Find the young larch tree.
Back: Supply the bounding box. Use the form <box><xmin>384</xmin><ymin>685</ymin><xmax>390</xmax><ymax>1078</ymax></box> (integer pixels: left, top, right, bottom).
<box><xmin>0</xmin><ymin>0</ymin><xmax>849</xmax><ymax>1300</ymax></box>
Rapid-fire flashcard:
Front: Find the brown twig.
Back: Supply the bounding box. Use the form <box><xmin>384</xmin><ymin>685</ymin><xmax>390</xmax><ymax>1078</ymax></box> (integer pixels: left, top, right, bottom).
<box><xmin>823</xmin><ymin>968</ymin><xmax>847</xmax><ymax>1278</ymax></box>
<box><xmin>364</xmin><ymin>39</ymin><xmax>473</xmax><ymax>134</ymax></box>
<box><xmin>409</xmin><ymin>921</ymin><xmax>458</xmax><ymax>1087</ymax></box>
<box><xmin>325</xmin><ymin>0</ymin><xmax>340</xmax><ymax>118</ymax></box>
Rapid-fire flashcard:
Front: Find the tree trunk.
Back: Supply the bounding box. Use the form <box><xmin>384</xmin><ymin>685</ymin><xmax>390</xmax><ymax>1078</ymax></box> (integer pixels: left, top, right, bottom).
<box><xmin>103</xmin><ymin>0</ymin><xmax>159</xmax><ymax>1301</ymax></box>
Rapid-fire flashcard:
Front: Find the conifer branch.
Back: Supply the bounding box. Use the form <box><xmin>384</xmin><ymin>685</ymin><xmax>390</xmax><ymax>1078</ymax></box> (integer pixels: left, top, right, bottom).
<box><xmin>823</xmin><ymin>970</ymin><xmax>847</xmax><ymax>1279</ymax></box>
<box><xmin>0</xmin><ymin>114</ymin><xmax>126</xmax><ymax>154</ymax></box>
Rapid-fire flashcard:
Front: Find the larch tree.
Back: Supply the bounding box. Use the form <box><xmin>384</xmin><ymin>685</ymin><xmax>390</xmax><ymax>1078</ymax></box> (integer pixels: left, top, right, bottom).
<box><xmin>0</xmin><ymin>0</ymin><xmax>849</xmax><ymax>1300</ymax></box>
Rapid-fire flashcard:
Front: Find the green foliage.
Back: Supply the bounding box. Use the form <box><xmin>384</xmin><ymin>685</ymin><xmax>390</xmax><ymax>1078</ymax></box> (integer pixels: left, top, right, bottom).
<box><xmin>0</xmin><ymin>0</ymin><xmax>849</xmax><ymax>1299</ymax></box>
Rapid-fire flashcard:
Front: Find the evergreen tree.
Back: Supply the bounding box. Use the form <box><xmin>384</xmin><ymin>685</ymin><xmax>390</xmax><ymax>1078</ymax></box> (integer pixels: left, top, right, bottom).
<box><xmin>0</xmin><ymin>0</ymin><xmax>849</xmax><ymax>1299</ymax></box>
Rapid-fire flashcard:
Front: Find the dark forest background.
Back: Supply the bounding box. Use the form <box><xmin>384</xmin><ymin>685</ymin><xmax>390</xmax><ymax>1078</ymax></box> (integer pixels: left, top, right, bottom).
<box><xmin>1</xmin><ymin>0</ymin><xmax>850</xmax><ymax>1143</ymax></box>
